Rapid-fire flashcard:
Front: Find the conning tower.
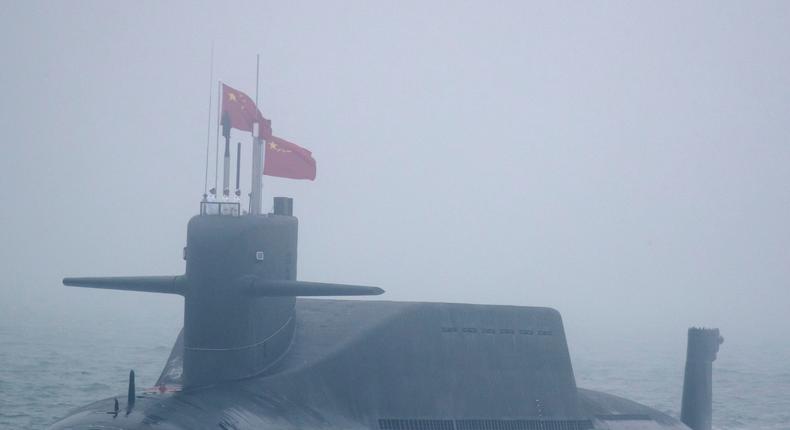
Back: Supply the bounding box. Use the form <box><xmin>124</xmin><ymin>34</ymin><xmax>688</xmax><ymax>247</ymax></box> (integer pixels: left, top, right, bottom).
<box><xmin>183</xmin><ymin>199</ymin><xmax>298</xmax><ymax>385</ymax></box>
<box><xmin>64</xmin><ymin>197</ymin><xmax>383</xmax><ymax>387</ymax></box>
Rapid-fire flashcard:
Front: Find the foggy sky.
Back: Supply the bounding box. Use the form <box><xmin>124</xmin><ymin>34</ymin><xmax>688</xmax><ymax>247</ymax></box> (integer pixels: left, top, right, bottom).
<box><xmin>1</xmin><ymin>1</ymin><xmax>789</xmax><ymax>352</ymax></box>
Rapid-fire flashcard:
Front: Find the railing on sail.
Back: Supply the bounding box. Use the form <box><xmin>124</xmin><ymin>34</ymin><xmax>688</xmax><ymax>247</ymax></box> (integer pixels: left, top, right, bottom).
<box><xmin>200</xmin><ymin>200</ymin><xmax>240</xmax><ymax>216</ymax></box>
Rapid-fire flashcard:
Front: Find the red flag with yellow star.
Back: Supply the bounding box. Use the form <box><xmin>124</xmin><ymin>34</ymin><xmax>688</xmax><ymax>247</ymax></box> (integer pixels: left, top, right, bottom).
<box><xmin>264</xmin><ymin>136</ymin><xmax>317</xmax><ymax>180</ymax></box>
<box><xmin>221</xmin><ymin>83</ymin><xmax>272</xmax><ymax>138</ymax></box>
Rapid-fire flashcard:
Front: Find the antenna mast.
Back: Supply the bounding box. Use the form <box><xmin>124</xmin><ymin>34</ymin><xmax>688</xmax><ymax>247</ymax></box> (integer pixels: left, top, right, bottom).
<box><xmin>212</xmin><ymin>81</ymin><xmax>221</xmax><ymax>198</ymax></box>
<box><xmin>202</xmin><ymin>43</ymin><xmax>214</xmax><ymax>201</ymax></box>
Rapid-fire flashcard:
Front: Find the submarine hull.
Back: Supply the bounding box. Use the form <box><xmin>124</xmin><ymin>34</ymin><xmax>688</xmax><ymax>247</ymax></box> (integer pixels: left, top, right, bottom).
<box><xmin>49</xmin><ymin>299</ymin><xmax>689</xmax><ymax>430</ymax></box>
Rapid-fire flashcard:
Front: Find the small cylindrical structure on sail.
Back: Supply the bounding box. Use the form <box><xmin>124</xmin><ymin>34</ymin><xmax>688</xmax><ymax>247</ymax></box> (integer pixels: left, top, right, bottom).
<box><xmin>250</xmin><ymin>121</ymin><xmax>264</xmax><ymax>215</ymax></box>
<box><xmin>221</xmin><ymin>111</ymin><xmax>232</xmax><ymax>198</ymax></box>
<box><xmin>235</xmin><ymin>141</ymin><xmax>242</xmax><ymax>198</ymax></box>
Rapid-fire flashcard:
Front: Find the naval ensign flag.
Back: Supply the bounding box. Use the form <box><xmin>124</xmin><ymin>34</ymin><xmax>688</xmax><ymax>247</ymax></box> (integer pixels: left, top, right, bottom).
<box><xmin>221</xmin><ymin>83</ymin><xmax>272</xmax><ymax>138</ymax></box>
<box><xmin>264</xmin><ymin>136</ymin><xmax>317</xmax><ymax>181</ymax></box>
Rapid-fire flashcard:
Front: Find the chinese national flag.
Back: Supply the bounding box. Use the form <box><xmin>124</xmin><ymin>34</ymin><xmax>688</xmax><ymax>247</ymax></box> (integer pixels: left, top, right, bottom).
<box><xmin>264</xmin><ymin>136</ymin><xmax>317</xmax><ymax>181</ymax></box>
<box><xmin>221</xmin><ymin>83</ymin><xmax>272</xmax><ymax>138</ymax></box>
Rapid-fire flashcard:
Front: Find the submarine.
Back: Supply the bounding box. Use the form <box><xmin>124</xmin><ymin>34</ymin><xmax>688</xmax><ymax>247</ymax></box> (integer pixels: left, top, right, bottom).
<box><xmin>49</xmin><ymin>85</ymin><xmax>723</xmax><ymax>430</ymax></box>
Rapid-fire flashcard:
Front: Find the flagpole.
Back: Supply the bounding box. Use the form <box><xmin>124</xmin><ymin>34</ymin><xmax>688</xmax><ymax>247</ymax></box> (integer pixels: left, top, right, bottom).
<box><xmin>257</xmin><ymin>54</ymin><xmax>267</xmax><ymax>204</ymax></box>
<box><xmin>255</xmin><ymin>54</ymin><xmax>260</xmax><ymax>107</ymax></box>
<box><xmin>249</xmin><ymin>54</ymin><xmax>264</xmax><ymax>215</ymax></box>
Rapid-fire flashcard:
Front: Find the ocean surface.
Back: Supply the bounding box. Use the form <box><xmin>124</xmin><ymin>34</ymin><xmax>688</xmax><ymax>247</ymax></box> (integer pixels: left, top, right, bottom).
<box><xmin>1</xmin><ymin>301</ymin><xmax>788</xmax><ymax>430</ymax></box>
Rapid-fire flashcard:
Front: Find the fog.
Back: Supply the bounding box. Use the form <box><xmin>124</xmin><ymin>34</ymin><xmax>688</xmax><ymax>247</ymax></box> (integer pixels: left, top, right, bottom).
<box><xmin>2</xmin><ymin>1</ymin><xmax>789</xmax><ymax>359</ymax></box>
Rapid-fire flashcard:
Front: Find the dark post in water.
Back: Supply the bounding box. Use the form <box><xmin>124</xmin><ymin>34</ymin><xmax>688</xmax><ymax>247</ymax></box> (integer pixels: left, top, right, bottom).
<box><xmin>681</xmin><ymin>327</ymin><xmax>723</xmax><ymax>430</ymax></box>
<box><xmin>126</xmin><ymin>369</ymin><xmax>135</xmax><ymax>411</ymax></box>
